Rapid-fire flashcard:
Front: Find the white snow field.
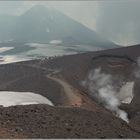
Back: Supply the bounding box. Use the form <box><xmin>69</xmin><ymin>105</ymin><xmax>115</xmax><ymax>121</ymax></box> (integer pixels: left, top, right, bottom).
<box><xmin>0</xmin><ymin>91</ymin><xmax>54</xmax><ymax>107</ymax></box>
<box><xmin>0</xmin><ymin>47</ymin><xmax>14</xmax><ymax>53</ymax></box>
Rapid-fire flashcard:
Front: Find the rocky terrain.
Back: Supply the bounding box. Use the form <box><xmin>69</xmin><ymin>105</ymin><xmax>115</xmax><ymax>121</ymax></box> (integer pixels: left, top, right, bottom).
<box><xmin>0</xmin><ymin>45</ymin><xmax>139</xmax><ymax>138</ymax></box>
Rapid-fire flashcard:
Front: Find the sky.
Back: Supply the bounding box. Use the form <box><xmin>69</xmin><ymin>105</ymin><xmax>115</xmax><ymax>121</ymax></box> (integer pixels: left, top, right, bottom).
<box><xmin>0</xmin><ymin>1</ymin><xmax>140</xmax><ymax>46</ymax></box>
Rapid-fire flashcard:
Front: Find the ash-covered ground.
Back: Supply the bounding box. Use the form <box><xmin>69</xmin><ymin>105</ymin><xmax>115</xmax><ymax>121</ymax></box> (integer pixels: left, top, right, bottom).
<box><xmin>0</xmin><ymin>45</ymin><xmax>139</xmax><ymax>138</ymax></box>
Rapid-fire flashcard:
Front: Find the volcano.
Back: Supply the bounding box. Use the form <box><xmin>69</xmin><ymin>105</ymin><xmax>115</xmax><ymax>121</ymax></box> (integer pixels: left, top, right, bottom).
<box><xmin>0</xmin><ymin>5</ymin><xmax>118</xmax><ymax>49</ymax></box>
<box><xmin>0</xmin><ymin>45</ymin><xmax>140</xmax><ymax>138</ymax></box>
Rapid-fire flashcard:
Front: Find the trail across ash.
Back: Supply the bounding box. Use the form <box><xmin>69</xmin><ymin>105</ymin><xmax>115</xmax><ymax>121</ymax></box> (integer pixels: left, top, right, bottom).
<box><xmin>81</xmin><ymin>68</ymin><xmax>130</xmax><ymax>123</ymax></box>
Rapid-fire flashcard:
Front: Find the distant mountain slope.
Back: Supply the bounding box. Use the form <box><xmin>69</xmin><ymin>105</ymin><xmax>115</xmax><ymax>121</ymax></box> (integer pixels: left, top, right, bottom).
<box><xmin>0</xmin><ymin>5</ymin><xmax>119</xmax><ymax>48</ymax></box>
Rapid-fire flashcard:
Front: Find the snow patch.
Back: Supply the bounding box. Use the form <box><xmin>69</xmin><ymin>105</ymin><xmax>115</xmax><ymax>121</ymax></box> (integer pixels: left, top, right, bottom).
<box><xmin>0</xmin><ymin>47</ymin><xmax>14</xmax><ymax>53</ymax></box>
<box><xmin>0</xmin><ymin>55</ymin><xmax>30</xmax><ymax>64</ymax></box>
<box><xmin>118</xmin><ymin>81</ymin><xmax>134</xmax><ymax>104</ymax></box>
<box><xmin>0</xmin><ymin>91</ymin><xmax>54</xmax><ymax>107</ymax></box>
<box><xmin>49</xmin><ymin>40</ymin><xmax>62</xmax><ymax>44</ymax></box>
<box><xmin>25</xmin><ymin>43</ymin><xmax>47</xmax><ymax>47</ymax></box>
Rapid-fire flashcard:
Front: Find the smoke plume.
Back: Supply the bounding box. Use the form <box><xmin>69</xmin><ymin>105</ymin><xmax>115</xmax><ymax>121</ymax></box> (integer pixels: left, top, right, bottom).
<box><xmin>82</xmin><ymin>68</ymin><xmax>129</xmax><ymax>123</ymax></box>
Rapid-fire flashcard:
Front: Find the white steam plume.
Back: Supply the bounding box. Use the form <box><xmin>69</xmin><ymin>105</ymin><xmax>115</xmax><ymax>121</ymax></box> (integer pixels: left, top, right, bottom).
<box><xmin>82</xmin><ymin>68</ymin><xmax>129</xmax><ymax>123</ymax></box>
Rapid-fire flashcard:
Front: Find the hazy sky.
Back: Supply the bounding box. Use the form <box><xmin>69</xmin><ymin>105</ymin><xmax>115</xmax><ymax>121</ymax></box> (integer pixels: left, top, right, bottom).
<box><xmin>0</xmin><ymin>1</ymin><xmax>140</xmax><ymax>46</ymax></box>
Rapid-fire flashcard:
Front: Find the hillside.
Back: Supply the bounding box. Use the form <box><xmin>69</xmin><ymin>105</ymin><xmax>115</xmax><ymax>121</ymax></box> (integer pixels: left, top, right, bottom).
<box><xmin>0</xmin><ymin>45</ymin><xmax>139</xmax><ymax>138</ymax></box>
